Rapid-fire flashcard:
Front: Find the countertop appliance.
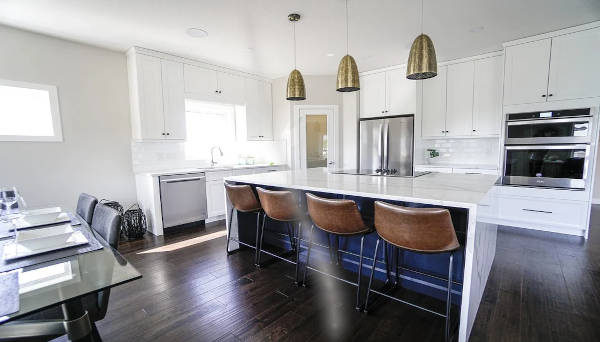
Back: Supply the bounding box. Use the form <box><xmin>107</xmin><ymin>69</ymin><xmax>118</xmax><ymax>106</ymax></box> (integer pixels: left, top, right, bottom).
<box><xmin>159</xmin><ymin>172</ymin><xmax>208</xmax><ymax>228</ymax></box>
<box><xmin>500</xmin><ymin>107</ymin><xmax>595</xmax><ymax>189</ymax></box>
<box><xmin>336</xmin><ymin>114</ymin><xmax>426</xmax><ymax>177</ymax></box>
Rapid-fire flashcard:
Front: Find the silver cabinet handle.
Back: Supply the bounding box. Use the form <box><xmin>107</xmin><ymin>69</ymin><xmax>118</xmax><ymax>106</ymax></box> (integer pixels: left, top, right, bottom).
<box><xmin>522</xmin><ymin>208</ymin><xmax>553</xmax><ymax>214</ymax></box>
<box><xmin>161</xmin><ymin>177</ymin><xmax>205</xmax><ymax>183</ymax></box>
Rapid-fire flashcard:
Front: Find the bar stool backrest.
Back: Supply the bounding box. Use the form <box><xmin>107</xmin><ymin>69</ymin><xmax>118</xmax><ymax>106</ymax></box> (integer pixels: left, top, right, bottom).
<box><xmin>224</xmin><ymin>183</ymin><xmax>261</xmax><ymax>212</ymax></box>
<box><xmin>256</xmin><ymin>187</ymin><xmax>298</xmax><ymax>221</ymax></box>
<box><xmin>306</xmin><ymin>193</ymin><xmax>368</xmax><ymax>235</ymax></box>
<box><xmin>76</xmin><ymin>193</ymin><xmax>98</xmax><ymax>225</ymax></box>
<box><xmin>374</xmin><ymin>201</ymin><xmax>459</xmax><ymax>253</ymax></box>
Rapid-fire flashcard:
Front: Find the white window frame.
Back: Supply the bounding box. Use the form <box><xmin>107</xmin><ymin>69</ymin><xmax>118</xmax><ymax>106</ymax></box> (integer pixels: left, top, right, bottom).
<box><xmin>0</xmin><ymin>79</ymin><xmax>63</xmax><ymax>142</ymax></box>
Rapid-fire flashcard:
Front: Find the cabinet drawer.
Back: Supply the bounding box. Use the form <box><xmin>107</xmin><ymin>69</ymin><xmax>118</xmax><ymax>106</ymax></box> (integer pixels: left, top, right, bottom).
<box><xmin>206</xmin><ymin>170</ymin><xmax>232</xmax><ymax>181</ymax></box>
<box><xmin>452</xmin><ymin>168</ymin><xmax>498</xmax><ymax>175</ymax></box>
<box><xmin>496</xmin><ymin>196</ymin><xmax>587</xmax><ymax>228</ymax></box>
<box><xmin>232</xmin><ymin>168</ymin><xmax>254</xmax><ymax>176</ymax></box>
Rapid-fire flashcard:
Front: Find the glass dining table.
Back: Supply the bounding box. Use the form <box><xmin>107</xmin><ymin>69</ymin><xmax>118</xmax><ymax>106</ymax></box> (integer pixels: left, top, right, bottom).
<box><xmin>0</xmin><ymin>208</ymin><xmax>142</xmax><ymax>341</ymax></box>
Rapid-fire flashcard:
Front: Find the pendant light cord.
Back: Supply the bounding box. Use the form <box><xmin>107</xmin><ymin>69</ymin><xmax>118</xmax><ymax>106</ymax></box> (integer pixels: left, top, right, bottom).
<box><xmin>421</xmin><ymin>0</ymin><xmax>424</xmax><ymax>34</ymax></box>
<box><xmin>346</xmin><ymin>0</ymin><xmax>349</xmax><ymax>54</ymax></box>
<box><xmin>293</xmin><ymin>21</ymin><xmax>297</xmax><ymax>69</ymax></box>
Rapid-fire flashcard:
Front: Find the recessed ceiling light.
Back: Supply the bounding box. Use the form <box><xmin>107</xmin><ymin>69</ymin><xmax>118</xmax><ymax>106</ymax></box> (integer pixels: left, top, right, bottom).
<box><xmin>468</xmin><ymin>26</ymin><xmax>484</xmax><ymax>33</ymax></box>
<box><xmin>187</xmin><ymin>28</ymin><xmax>208</xmax><ymax>38</ymax></box>
<box><xmin>326</xmin><ymin>53</ymin><xmax>335</xmax><ymax>57</ymax></box>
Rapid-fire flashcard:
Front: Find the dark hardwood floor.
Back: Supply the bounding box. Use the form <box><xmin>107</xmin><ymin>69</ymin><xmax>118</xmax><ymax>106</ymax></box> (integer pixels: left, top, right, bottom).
<box><xmin>69</xmin><ymin>208</ymin><xmax>600</xmax><ymax>341</ymax></box>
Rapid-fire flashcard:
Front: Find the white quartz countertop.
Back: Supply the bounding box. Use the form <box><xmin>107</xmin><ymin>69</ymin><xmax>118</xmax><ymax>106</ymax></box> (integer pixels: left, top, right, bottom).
<box><xmin>136</xmin><ymin>164</ymin><xmax>285</xmax><ymax>177</ymax></box>
<box><xmin>225</xmin><ymin>168</ymin><xmax>498</xmax><ymax>209</ymax></box>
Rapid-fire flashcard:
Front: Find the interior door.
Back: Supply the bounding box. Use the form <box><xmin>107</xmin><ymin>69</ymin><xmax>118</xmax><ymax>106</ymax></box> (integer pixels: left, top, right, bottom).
<box><xmin>359</xmin><ymin>119</ymin><xmax>383</xmax><ymax>171</ymax></box>
<box><xmin>446</xmin><ymin>61</ymin><xmax>474</xmax><ymax>136</ymax></box>
<box><xmin>548</xmin><ymin>27</ymin><xmax>600</xmax><ymax>101</ymax></box>
<box><xmin>359</xmin><ymin>72</ymin><xmax>386</xmax><ymax>118</ymax></box>
<box><xmin>503</xmin><ymin>39</ymin><xmax>551</xmax><ymax>105</ymax></box>
<box><xmin>421</xmin><ymin>66</ymin><xmax>447</xmax><ymax>138</ymax></box>
<box><xmin>473</xmin><ymin>56</ymin><xmax>502</xmax><ymax>136</ymax></box>
<box><xmin>161</xmin><ymin>60</ymin><xmax>186</xmax><ymax>140</ymax></box>
<box><xmin>299</xmin><ymin>108</ymin><xmax>336</xmax><ymax>170</ymax></box>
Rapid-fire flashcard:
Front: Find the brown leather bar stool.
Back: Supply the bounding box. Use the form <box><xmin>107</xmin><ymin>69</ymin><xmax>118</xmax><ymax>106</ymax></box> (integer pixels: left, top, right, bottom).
<box><xmin>255</xmin><ymin>187</ymin><xmax>303</xmax><ymax>283</ymax></box>
<box><xmin>224</xmin><ymin>183</ymin><xmax>262</xmax><ymax>264</ymax></box>
<box><xmin>304</xmin><ymin>193</ymin><xmax>372</xmax><ymax>310</ymax></box>
<box><xmin>365</xmin><ymin>201</ymin><xmax>460</xmax><ymax>342</ymax></box>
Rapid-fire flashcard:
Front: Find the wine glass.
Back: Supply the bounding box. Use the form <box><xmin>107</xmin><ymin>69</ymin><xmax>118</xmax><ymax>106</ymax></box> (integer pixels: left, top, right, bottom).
<box><xmin>0</xmin><ymin>186</ymin><xmax>19</xmax><ymax>218</ymax></box>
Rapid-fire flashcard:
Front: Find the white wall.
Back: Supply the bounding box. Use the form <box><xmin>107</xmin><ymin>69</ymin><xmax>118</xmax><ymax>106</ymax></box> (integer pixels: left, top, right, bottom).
<box><xmin>0</xmin><ymin>25</ymin><xmax>136</xmax><ymax>210</ymax></box>
<box><xmin>272</xmin><ymin>74</ymin><xmax>348</xmax><ymax>169</ymax></box>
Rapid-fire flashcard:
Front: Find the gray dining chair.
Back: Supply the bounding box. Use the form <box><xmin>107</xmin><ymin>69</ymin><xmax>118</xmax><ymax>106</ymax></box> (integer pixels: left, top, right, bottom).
<box><xmin>76</xmin><ymin>193</ymin><xmax>98</xmax><ymax>225</ymax></box>
<box><xmin>90</xmin><ymin>204</ymin><xmax>121</xmax><ymax>249</ymax></box>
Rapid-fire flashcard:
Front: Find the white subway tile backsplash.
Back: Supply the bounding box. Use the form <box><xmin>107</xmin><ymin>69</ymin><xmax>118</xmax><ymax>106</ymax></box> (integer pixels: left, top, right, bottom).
<box><xmin>418</xmin><ymin>138</ymin><xmax>500</xmax><ymax>166</ymax></box>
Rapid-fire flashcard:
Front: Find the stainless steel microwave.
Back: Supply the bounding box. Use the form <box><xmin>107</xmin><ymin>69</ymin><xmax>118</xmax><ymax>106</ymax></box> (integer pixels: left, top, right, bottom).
<box><xmin>504</xmin><ymin>108</ymin><xmax>592</xmax><ymax>145</ymax></box>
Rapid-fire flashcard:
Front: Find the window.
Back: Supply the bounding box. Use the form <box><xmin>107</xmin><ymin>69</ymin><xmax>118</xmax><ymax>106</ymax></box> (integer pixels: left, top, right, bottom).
<box><xmin>0</xmin><ymin>79</ymin><xmax>62</xmax><ymax>142</ymax></box>
<box><xmin>184</xmin><ymin>99</ymin><xmax>238</xmax><ymax>160</ymax></box>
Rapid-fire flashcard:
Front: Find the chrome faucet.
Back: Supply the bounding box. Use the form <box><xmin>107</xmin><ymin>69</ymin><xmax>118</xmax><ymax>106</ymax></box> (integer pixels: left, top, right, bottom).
<box><xmin>210</xmin><ymin>146</ymin><xmax>223</xmax><ymax>167</ymax></box>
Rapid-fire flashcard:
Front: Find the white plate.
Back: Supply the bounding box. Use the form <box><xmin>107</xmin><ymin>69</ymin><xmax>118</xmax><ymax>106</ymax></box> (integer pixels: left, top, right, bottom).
<box><xmin>3</xmin><ymin>231</ymin><xmax>89</xmax><ymax>261</ymax></box>
<box><xmin>12</xmin><ymin>212</ymin><xmax>71</xmax><ymax>230</ymax></box>
<box><xmin>16</xmin><ymin>224</ymin><xmax>74</xmax><ymax>242</ymax></box>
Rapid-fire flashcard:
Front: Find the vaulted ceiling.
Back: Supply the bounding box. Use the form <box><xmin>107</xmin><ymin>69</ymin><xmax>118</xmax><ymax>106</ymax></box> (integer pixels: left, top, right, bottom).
<box><xmin>1</xmin><ymin>0</ymin><xmax>599</xmax><ymax>78</ymax></box>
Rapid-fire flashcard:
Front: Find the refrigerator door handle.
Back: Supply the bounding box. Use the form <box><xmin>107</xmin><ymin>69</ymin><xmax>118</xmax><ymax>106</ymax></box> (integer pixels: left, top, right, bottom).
<box><xmin>382</xmin><ymin>120</ymin><xmax>390</xmax><ymax>171</ymax></box>
<box><xmin>378</xmin><ymin>121</ymin><xmax>384</xmax><ymax>171</ymax></box>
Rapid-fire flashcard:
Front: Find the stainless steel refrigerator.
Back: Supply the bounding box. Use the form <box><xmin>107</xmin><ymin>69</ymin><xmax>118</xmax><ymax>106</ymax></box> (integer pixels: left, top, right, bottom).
<box><xmin>359</xmin><ymin>115</ymin><xmax>415</xmax><ymax>176</ymax></box>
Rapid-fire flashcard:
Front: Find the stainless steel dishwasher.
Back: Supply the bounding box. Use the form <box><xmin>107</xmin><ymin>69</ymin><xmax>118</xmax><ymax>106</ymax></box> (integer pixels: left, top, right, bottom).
<box><xmin>159</xmin><ymin>172</ymin><xmax>208</xmax><ymax>228</ymax></box>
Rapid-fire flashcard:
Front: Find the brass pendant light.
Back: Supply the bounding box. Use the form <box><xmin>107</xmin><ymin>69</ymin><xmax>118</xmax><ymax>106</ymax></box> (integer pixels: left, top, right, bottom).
<box><xmin>286</xmin><ymin>13</ymin><xmax>306</xmax><ymax>101</ymax></box>
<box><xmin>336</xmin><ymin>0</ymin><xmax>359</xmax><ymax>92</ymax></box>
<box><xmin>406</xmin><ymin>0</ymin><xmax>437</xmax><ymax>80</ymax></box>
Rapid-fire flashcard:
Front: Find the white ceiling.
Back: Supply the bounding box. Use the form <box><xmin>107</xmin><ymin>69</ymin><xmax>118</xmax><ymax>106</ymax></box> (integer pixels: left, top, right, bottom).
<box><xmin>1</xmin><ymin>0</ymin><xmax>599</xmax><ymax>78</ymax></box>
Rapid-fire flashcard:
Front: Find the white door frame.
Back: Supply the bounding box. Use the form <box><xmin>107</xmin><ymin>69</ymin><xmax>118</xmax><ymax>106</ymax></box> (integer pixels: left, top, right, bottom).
<box><xmin>293</xmin><ymin>105</ymin><xmax>340</xmax><ymax>170</ymax></box>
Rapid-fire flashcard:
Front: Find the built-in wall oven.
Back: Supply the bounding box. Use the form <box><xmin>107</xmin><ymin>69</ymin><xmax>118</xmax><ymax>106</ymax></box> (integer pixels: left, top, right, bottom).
<box><xmin>501</xmin><ymin>108</ymin><xmax>595</xmax><ymax>190</ymax></box>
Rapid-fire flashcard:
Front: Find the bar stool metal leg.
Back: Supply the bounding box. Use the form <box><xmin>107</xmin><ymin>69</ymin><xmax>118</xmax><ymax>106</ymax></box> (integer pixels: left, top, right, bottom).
<box><xmin>364</xmin><ymin>238</ymin><xmax>380</xmax><ymax>311</ymax></box>
<box><xmin>302</xmin><ymin>224</ymin><xmax>315</xmax><ymax>286</ymax></box>
<box><xmin>256</xmin><ymin>212</ymin><xmax>267</xmax><ymax>267</ymax></box>
<box><xmin>445</xmin><ymin>252</ymin><xmax>454</xmax><ymax>342</ymax></box>
<box><xmin>254</xmin><ymin>211</ymin><xmax>262</xmax><ymax>265</ymax></box>
<box><xmin>294</xmin><ymin>221</ymin><xmax>302</xmax><ymax>285</ymax></box>
<box><xmin>286</xmin><ymin>222</ymin><xmax>296</xmax><ymax>251</ymax></box>
<box><xmin>226</xmin><ymin>208</ymin><xmax>235</xmax><ymax>255</ymax></box>
<box><xmin>355</xmin><ymin>235</ymin><xmax>365</xmax><ymax>310</ymax></box>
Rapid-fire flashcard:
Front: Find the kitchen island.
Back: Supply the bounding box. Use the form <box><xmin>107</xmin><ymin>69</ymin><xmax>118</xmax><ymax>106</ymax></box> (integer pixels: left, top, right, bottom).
<box><xmin>224</xmin><ymin>168</ymin><xmax>498</xmax><ymax>342</ymax></box>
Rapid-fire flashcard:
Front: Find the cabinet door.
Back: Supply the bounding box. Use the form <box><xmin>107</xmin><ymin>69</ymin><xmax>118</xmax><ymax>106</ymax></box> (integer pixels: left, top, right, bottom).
<box><xmin>218</xmin><ymin>72</ymin><xmax>245</xmax><ymax>104</ymax></box>
<box><xmin>184</xmin><ymin>64</ymin><xmax>218</xmax><ymax>99</ymax></box>
<box><xmin>548</xmin><ymin>27</ymin><xmax>600</xmax><ymax>101</ymax></box>
<box><xmin>386</xmin><ymin>69</ymin><xmax>417</xmax><ymax>115</ymax></box>
<box><xmin>421</xmin><ymin>66</ymin><xmax>447</xmax><ymax>138</ymax></box>
<box><xmin>206</xmin><ymin>179</ymin><xmax>226</xmax><ymax>218</ymax></box>
<box><xmin>161</xmin><ymin>60</ymin><xmax>186</xmax><ymax>140</ymax></box>
<box><xmin>446</xmin><ymin>62</ymin><xmax>474</xmax><ymax>137</ymax></box>
<box><xmin>245</xmin><ymin>78</ymin><xmax>273</xmax><ymax>141</ymax></box>
<box><xmin>473</xmin><ymin>56</ymin><xmax>502</xmax><ymax>136</ymax></box>
<box><xmin>359</xmin><ymin>72</ymin><xmax>386</xmax><ymax>118</ymax></box>
<box><xmin>137</xmin><ymin>54</ymin><xmax>165</xmax><ymax>140</ymax></box>
<box><xmin>503</xmin><ymin>39</ymin><xmax>551</xmax><ymax>105</ymax></box>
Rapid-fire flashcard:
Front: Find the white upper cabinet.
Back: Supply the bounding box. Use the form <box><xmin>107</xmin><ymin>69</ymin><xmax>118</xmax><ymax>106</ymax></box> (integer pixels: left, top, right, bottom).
<box><xmin>184</xmin><ymin>64</ymin><xmax>244</xmax><ymax>104</ymax></box>
<box><xmin>161</xmin><ymin>60</ymin><xmax>186</xmax><ymax>140</ymax></box>
<box><xmin>218</xmin><ymin>72</ymin><xmax>244</xmax><ymax>104</ymax></box>
<box><xmin>504</xmin><ymin>25</ymin><xmax>600</xmax><ymax>106</ymax></box>
<box><xmin>360</xmin><ymin>69</ymin><xmax>416</xmax><ymax>118</ymax></box>
<box><xmin>473</xmin><ymin>56</ymin><xmax>503</xmax><ymax>136</ymax></box>
<box><xmin>245</xmin><ymin>78</ymin><xmax>273</xmax><ymax>141</ymax></box>
<box><xmin>503</xmin><ymin>39</ymin><xmax>551</xmax><ymax>105</ymax></box>
<box><xmin>184</xmin><ymin>64</ymin><xmax>218</xmax><ymax>98</ymax></box>
<box><xmin>445</xmin><ymin>62</ymin><xmax>474</xmax><ymax>136</ymax></box>
<box><xmin>386</xmin><ymin>68</ymin><xmax>417</xmax><ymax>115</ymax></box>
<box><xmin>421</xmin><ymin>66</ymin><xmax>447</xmax><ymax>138</ymax></box>
<box><xmin>128</xmin><ymin>52</ymin><xmax>186</xmax><ymax>141</ymax></box>
<box><xmin>359</xmin><ymin>72</ymin><xmax>386</xmax><ymax>118</ymax></box>
<box><xmin>548</xmin><ymin>27</ymin><xmax>600</xmax><ymax>101</ymax></box>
